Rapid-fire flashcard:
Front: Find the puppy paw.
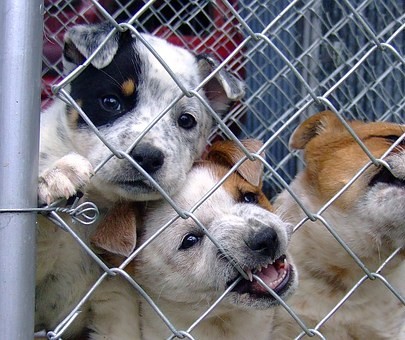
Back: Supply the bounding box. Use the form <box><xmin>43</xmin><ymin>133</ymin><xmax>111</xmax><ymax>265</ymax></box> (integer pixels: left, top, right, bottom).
<box><xmin>38</xmin><ymin>153</ymin><xmax>94</xmax><ymax>205</ymax></box>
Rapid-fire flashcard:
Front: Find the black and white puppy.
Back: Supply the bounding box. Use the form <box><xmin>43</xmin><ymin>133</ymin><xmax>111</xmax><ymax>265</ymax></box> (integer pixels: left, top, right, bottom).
<box><xmin>36</xmin><ymin>22</ymin><xmax>244</xmax><ymax>338</ymax></box>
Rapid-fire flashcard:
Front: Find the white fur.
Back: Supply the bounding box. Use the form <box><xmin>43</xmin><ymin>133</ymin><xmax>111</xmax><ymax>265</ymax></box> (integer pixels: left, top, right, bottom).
<box><xmin>36</xmin><ymin>23</ymin><xmax>244</xmax><ymax>339</ymax></box>
<box><xmin>89</xmin><ymin>162</ymin><xmax>297</xmax><ymax>339</ymax></box>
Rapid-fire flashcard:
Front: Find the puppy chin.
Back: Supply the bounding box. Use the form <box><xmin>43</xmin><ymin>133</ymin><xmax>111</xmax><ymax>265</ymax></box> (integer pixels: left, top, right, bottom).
<box><xmin>89</xmin><ymin>166</ymin><xmax>188</xmax><ymax>203</ymax></box>
<box><xmin>87</xmin><ymin>179</ymin><xmax>162</xmax><ymax>203</ymax></box>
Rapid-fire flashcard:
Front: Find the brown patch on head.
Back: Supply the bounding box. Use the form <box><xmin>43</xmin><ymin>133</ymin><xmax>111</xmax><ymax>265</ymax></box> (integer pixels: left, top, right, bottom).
<box><xmin>221</xmin><ymin>165</ymin><xmax>273</xmax><ymax>212</ymax></box>
<box><xmin>291</xmin><ymin>110</ymin><xmax>405</xmax><ymax>209</ymax></box>
<box><xmin>205</xmin><ymin>139</ymin><xmax>264</xmax><ymax>187</ymax></box>
<box><xmin>67</xmin><ymin>99</ymin><xmax>82</xmax><ymax>129</ymax></box>
<box><xmin>121</xmin><ymin>79</ymin><xmax>136</xmax><ymax>97</ymax></box>
<box><xmin>203</xmin><ymin>139</ymin><xmax>273</xmax><ymax>212</ymax></box>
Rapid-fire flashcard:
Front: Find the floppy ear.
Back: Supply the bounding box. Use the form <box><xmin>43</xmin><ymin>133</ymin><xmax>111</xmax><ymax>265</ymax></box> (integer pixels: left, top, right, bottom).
<box><xmin>90</xmin><ymin>202</ymin><xmax>138</xmax><ymax>257</ymax></box>
<box><xmin>206</xmin><ymin>139</ymin><xmax>264</xmax><ymax>187</ymax></box>
<box><xmin>63</xmin><ymin>22</ymin><xmax>134</xmax><ymax>73</ymax></box>
<box><xmin>289</xmin><ymin>110</ymin><xmax>344</xmax><ymax>150</ymax></box>
<box><xmin>197</xmin><ymin>54</ymin><xmax>245</xmax><ymax>115</ymax></box>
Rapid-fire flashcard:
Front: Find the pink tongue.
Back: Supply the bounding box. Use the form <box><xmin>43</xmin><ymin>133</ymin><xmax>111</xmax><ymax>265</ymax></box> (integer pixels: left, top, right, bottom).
<box><xmin>252</xmin><ymin>265</ymin><xmax>280</xmax><ymax>293</ymax></box>
<box><xmin>258</xmin><ymin>265</ymin><xmax>279</xmax><ymax>282</ymax></box>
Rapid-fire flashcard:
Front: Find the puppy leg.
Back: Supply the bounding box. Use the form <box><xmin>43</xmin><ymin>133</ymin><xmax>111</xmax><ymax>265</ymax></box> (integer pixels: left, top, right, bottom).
<box><xmin>88</xmin><ymin>276</ymin><xmax>140</xmax><ymax>340</ymax></box>
<box><xmin>38</xmin><ymin>153</ymin><xmax>93</xmax><ymax>205</ymax></box>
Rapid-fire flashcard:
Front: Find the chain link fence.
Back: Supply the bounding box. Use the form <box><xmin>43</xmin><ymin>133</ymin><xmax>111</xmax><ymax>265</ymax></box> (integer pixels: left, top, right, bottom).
<box><xmin>4</xmin><ymin>0</ymin><xmax>404</xmax><ymax>338</ymax></box>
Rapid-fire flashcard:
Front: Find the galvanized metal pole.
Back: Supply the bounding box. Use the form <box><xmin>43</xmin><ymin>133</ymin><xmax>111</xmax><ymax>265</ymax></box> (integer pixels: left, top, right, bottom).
<box><xmin>0</xmin><ymin>0</ymin><xmax>43</xmax><ymax>338</ymax></box>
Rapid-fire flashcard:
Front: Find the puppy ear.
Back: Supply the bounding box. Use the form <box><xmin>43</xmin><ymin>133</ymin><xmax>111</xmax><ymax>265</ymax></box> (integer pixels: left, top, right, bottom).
<box><xmin>90</xmin><ymin>202</ymin><xmax>138</xmax><ymax>257</ymax></box>
<box><xmin>63</xmin><ymin>22</ymin><xmax>133</xmax><ymax>73</ymax></box>
<box><xmin>197</xmin><ymin>54</ymin><xmax>245</xmax><ymax>115</ymax></box>
<box><xmin>206</xmin><ymin>139</ymin><xmax>264</xmax><ymax>187</ymax></box>
<box><xmin>289</xmin><ymin>110</ymin><xmax>344</xmax><ymax>150</ymax></box>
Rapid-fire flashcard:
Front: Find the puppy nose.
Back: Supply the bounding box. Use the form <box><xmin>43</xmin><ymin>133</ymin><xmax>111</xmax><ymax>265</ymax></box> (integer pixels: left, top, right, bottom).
<box><xmin>130</xmin><ymin>144</ymin><xmax>165</xmax><ymax>174</ymax></box>
<box><xmin>246</xmin><ymin>228</ymin><xmax>279</xmax><ymax>258</ymax></box>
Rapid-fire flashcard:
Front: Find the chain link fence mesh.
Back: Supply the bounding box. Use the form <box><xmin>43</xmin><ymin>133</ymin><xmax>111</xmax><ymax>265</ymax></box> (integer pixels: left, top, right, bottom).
<box><xmin>33</xmin><ymin>0</ymin><xmax>405</xmax><ymax>338</ymax></box>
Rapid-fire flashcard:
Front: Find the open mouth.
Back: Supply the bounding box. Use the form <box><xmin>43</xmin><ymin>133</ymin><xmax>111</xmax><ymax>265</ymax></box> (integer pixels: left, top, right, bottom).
<box><xmin>369</xmin><ymin>167</ymin><xmax>405</xmax><ymax>188</ymax></box>
<box><xmin>230</xmin><ymin>254</ymin><xmax>293</xmax><ymax>298</ymax></box>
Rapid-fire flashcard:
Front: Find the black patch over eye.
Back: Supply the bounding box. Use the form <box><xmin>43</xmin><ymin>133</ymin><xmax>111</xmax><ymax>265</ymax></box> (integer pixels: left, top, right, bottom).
<box><xmin>100</xmin><ymin>95</ymin><xmax>122</xmax><ymax>113</ymax></box>
<box><xmin>179</xmin><ymin>234</ymin><xmax>201</xmax><ymax>250</ymax></box>
<box><xmin>178</xmin><ymin>113</ymin><xmax>197</xmax><ymax>130</ymax></box>
<box><xmin>241</xmin><ymin>192</ymin><xmax>259</xmax><ymax>204</ymax></box>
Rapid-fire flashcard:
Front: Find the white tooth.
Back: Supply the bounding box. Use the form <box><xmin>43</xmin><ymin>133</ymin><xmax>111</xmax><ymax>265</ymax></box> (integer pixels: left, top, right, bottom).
<box><xmin>263</xmin><ymin>263</ymin><xmax>269</xmax><ymax>269</ymax></box>
<box><xmin>246</xmin><ymin>269</ymin><xmax>253</xmax><ymax>282</ymax></box>
<box><xmin>272</xmin><ymin>269</ymin><xmax>287</xmax><ymax>289</ymax></box>
<box><xmin>257</xmin><ymin>265</ymin><xmax>262</xmax><ymax>272</ymax></box>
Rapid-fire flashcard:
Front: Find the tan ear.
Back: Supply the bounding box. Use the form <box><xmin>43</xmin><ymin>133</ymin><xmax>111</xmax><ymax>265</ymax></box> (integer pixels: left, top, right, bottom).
<box><xmin>206</xmin><ymin>139</ymin><xmax>264</xmax><ymax>186</ymax></box>
<box><xmin>289</xmin><ymin>110</ymin><xmax>344</xmax><ymax>150</ymax></box>
<box><xmin>90</xmin><ymin>202</ymin><xmax>138</xmax><ymax>257</ymax></box>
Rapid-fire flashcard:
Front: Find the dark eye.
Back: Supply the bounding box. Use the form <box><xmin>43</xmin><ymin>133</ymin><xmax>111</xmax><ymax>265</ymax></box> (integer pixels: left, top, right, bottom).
<box><xmin>241</xmin><ymin>192</ymin><xmax>259</xmax><ymax>204</ymax></box>
<box><xmin>178</xmin><ymin>113</ymin><xmax>197</xmax><ymax>130</ymax></box>
<box><xmin>385</xmin><ymin>135</ymin><xmax>404</xmax><ymax>144</ymax></box>
<box><xmin>179</xmin><ymin>234</ymin><xmax>201</xmax><ymax>250</ymax></box>
<box><xmin>100</xmin><ymin>95</ymin><xmax>122</xmax><ymax>112</ymax></box>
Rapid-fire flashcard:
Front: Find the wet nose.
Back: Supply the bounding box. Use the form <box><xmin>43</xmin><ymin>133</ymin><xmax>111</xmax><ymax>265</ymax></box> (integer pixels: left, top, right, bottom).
<box><xmin>246</xmin><ymin>228</ymin><xmax>279</xmax><ymax>258</ymax></box>
<box><xmin>130</xmin><ymin>143</ymin><xmax>165</xmax><ymax>174</ymax></box>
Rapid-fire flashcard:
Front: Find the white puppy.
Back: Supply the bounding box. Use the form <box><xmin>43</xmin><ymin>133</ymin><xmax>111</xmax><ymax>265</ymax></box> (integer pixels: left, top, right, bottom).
<box><xmin>272</xmin><ymin>111</ymin><xmax>405</xmax><ymax>339</ymax></box>
<box><xmin>94</xmin><ymin>139</ymin><xmax>297</xmax><ymax>339</ymax></box>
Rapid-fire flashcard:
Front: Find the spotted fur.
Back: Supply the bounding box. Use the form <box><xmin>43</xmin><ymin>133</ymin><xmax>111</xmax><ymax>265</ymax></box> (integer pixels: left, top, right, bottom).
<box><xmin>36</xmin><ymin>22</ymin><xmax>244</xmax><ymax>339</ymax></box>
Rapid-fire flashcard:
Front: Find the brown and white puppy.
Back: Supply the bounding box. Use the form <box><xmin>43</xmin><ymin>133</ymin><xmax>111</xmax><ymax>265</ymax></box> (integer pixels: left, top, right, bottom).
<box><xmin>91</xmin><ymin>140</ymin><xmax>297</xmax><ymax>339</ymax></box>
<box><xmin>272</xmin><ymin>111</ymin><xmax>405</xmax><ymax>339</ymax></box>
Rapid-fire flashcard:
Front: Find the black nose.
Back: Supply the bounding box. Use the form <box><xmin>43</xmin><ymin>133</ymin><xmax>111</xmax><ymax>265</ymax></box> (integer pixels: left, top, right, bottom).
<box><xmin>130</xmin><ymin>144</ymin><xmax>165</xmax><ymax>174</ymax></box>
<box><xmin>246</xmin><ymin>228</ymin><xmax>279</xmax><ymax>258</ymax></box>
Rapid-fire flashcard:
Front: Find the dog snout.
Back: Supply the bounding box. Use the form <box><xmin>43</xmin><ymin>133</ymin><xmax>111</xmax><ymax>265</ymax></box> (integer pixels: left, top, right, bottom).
<box><xmin>130</xmin><ymin>143</ymin><xmax>165</xmax><ymax>174</ymax></box>
<box><xmin>246</xmin><ymin>228</ymin><xmax>279</xmax><ymax>258</ymax></box>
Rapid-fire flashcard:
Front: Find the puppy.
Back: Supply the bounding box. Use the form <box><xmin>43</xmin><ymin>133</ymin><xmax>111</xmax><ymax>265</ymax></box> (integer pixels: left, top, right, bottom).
<box><xmin>36</xmin><ymin>22</ymin><xmax>244</xmax><ymax>338</ymax></box>
<box><xmin>91</xmin><ymin>139</ymin><xmax>297</xmax><ymax>339</ymax></box>
<box><xmin>272</xmin><ymin>111</ymin><xmax>405</xmax><ymax>339</ymax></box>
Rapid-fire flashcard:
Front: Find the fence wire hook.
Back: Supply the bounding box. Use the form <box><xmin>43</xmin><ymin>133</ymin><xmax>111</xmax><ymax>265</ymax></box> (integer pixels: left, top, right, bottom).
<box><xmin>44</xmin><ymin>192</ymin><xmax>100</xmax><ymax>228</ymax></box>
<box><xmin>53</xmin><ymin>201</ymin><xmax>99</xmax><ymax>226</ymax></box>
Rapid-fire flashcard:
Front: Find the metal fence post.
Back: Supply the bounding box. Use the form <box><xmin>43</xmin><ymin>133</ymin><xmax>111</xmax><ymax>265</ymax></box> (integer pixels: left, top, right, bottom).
<box><xmin>0</xmin><ymin>0</ymin><xmax>43</xmax><ymax>338</ymax></box>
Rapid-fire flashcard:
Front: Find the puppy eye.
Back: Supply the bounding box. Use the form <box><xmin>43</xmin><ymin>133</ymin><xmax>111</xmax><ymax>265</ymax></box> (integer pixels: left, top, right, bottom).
<box><xmin>179</xmin><ymin>234</ymin><xmax>201</xmax><ymax>250</ymax></box>
<box><xmin>100</xmin><ymin>95</ymin><xmax>122</xmax><ymax>112</ymax></box>
<box><xmin>241</xmin><ymin>192</ymin><xmax>259</xmax><ymax>204</ymax></box>
<box><xmin>385</xmin><ymin>135</ymin><xmax>404</xmax><ymax>144</ymax></box>
<box><xmin>178</xmin><ymin>113</ymin><xmax>197</xmax><ymax>130</ymax></box>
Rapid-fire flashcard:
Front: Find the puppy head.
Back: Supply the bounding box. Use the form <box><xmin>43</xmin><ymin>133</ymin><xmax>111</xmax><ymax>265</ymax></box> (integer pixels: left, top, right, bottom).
<box><xmin>132</xmin><ymin>139</ymin><xmax>296</xmax><ymax>311</ymax></box>
<box><xmin>60</xmin><ymin>22</ymin><xmax>245</xmax><ymax>203</ymax></box>
<box><xmin>291</xmin><ymin>110</ymin><xmax>405</xmax><ymax>247</ymax></box>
